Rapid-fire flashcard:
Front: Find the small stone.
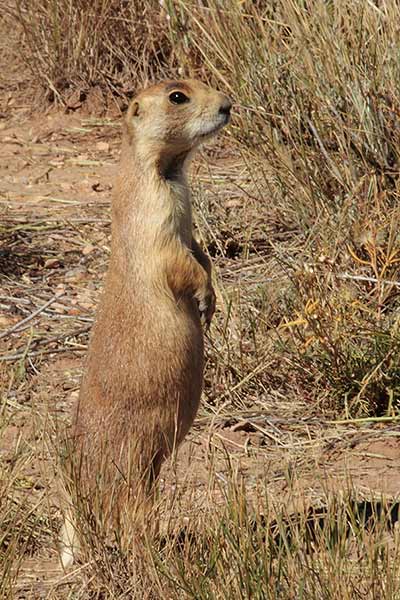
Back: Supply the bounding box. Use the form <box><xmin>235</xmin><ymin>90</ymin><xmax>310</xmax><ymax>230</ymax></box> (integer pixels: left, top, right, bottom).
<box><xmin>224</xmin><ymin>199</ymin><xmax>243</xmax><ymax>209</ymax></box>
<box><xmin>96</xmin><ymin>141</ymin><xmax>109</xmax><ymax>152</ymax></box>
<box><xmin>82</xmin><ymin>244</ymin><xmax>95</xmax><ymax>255</ymax></box>
<box><xmin>65</xmin><ymin>268</ymin><xmax>87</xmax><ymax>283</ymax></box>
<box><xmin>44</xmin><ymin>258</ymin><xmax>60</xmax><ymax>268</ymax></box>
<box><xmin>51</xmin><ymin>302</ymin><xmax>66</xmax><ymax>313</ymax></box>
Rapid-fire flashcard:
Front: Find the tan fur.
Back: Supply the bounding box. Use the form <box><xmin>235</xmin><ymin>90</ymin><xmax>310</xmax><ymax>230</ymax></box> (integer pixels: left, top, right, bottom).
<box><xmin>60</xmin><ymin>79</ymin><xmax>231</xmax><ymax>568</ymax></box>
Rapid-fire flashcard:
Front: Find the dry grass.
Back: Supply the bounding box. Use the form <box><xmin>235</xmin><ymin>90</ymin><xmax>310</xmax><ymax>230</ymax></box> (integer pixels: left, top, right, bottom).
<box><xmin>6</xmin><ymin>0</ymin><xmax>177</xmax><ymax>105</ymax></box>
<box><xmin>2</xmin><ymin>0</ymin><xmax>400</xmax><ymax>597</ymax></box>
<box><xmin>181</xmin><ymin>0</ymin><xmax>400</xmax><ymax>418</ymax></box>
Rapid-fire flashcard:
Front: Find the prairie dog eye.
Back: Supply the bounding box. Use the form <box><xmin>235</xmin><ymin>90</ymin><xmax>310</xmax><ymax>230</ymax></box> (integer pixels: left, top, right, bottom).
<box><xmin>169</xmin><ymin>91</ymin><xmax>190</xmax><ymax>105</ymax></box>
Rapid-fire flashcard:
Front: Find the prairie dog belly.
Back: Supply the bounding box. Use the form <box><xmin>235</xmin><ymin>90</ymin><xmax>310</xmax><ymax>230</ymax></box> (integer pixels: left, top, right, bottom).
<box><xmin>75</xmin><ymin>293</ymin><xmax>204</xmax><ymax>448</ymax></box>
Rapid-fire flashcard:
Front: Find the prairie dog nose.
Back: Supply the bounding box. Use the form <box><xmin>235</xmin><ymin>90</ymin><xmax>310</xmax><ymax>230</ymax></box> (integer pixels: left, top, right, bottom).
<box><xmin>219</xmin><ymin>97</ymin><xmax>232</xmax><ymax>117</ymax></box>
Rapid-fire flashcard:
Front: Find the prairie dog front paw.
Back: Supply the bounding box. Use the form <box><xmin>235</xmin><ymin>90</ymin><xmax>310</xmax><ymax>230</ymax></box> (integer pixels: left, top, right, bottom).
<box><xmin>195</xmin><ymin>283</ymin><xmax>216</xmax><ymax>327</ymax></box>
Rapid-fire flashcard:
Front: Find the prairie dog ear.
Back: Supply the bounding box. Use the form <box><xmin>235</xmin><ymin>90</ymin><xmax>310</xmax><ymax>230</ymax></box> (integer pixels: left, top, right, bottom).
<box><xmin>129</xmin><ymin>101</ymin><xmax>140</xmax><ymax>118</ymax></box>
<box><xmin>125</xmin><ymin>100</ymin><xmax>140</xmax><ymax>137</ymax></box>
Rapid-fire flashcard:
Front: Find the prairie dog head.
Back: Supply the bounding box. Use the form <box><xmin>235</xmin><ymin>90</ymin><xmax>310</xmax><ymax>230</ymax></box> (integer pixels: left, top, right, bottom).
<box><xmin>125</xmin><ymin>79</ymin><xmax>231</xmax><ymax>172</ymax></box>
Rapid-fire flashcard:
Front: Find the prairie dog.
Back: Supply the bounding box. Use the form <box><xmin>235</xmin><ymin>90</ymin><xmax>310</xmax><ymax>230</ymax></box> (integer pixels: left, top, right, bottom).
<box><xmin>60</xmin><ymin>79</ymin><xmax>231</xmax><ymax>567</ymax></box>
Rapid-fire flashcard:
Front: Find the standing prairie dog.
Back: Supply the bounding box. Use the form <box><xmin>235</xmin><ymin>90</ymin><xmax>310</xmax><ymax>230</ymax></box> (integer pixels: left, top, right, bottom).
<box><xmin>60</xmin><ymin>79</ymin><xmax>231</xmax><ymax>568</ymax></box>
